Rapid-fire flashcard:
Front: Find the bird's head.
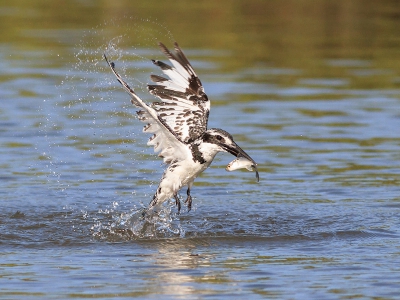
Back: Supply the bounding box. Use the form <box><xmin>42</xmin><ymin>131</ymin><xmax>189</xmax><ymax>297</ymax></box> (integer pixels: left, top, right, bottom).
<box><xmin>202</xmin><ymin>128</ymin><xmax>258</xmax><ymax>165</ymax></box>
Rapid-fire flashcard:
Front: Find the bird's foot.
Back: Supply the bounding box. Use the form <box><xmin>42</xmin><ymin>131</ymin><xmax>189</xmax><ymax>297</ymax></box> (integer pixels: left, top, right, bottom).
<box><xmin>184</xmin><ymin>195</ymin><xmax>192</xmax><ymax>212</ymax></box>
<box><xmin>174</xmin><ymin>195</ymin><xmax>181</xmax><ymax>214</ymax></box>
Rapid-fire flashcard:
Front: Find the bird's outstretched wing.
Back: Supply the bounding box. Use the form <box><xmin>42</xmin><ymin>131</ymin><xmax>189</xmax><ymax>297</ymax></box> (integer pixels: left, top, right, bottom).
<box><xmin>104</xmin><ymin>54</ymin><xmax>188</xmax><ymax>164</ymax></box>
<box><xmin>148</xmin><ymin>42</ymin><xmax>210</xmax><ymax>144</ymax></box>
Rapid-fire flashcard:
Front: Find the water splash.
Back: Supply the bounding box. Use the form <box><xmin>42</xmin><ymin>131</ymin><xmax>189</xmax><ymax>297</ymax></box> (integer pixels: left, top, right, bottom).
<box><xmin>91</xmin><ymin>203</ymin><xmax>185</xmax><ymax>241</ymax></box>
<box><xmin>39</xmin><ymin>17</ymin><xmax>176</xmax><ymax>195</ymax></box>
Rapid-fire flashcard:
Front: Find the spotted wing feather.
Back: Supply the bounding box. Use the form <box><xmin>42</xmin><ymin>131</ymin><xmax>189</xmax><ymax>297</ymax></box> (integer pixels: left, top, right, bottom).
<box><xmin>148</xmin><ymin>42</ymin><xmax>210</xmax><ymax>144</ymax></box>
<box><xmin>104</xmin><ymin>54</ymin><xmax>188</xmax><ymax>164</ymax></box>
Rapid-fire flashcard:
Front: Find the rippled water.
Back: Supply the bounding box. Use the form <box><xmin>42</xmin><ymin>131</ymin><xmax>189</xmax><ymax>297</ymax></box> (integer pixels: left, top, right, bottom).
<box><xmin>1</xmin><ymin>1</ymin><xmax>400</xmax><ymax>299</ymax></box>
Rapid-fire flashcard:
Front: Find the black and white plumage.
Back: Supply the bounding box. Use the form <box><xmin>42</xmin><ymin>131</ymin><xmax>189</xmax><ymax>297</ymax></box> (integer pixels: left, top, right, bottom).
<box><xmin>105</xmin><ymin>42</ymin><xmax>259</xmax><ymax>213</ymax></box>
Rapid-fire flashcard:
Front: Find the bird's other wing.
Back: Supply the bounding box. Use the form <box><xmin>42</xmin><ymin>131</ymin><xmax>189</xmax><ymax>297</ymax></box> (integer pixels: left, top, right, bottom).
<box><xmin>104</xmin><ymin>54</ymin><xmax>188</xmax><ymax>164</ymax></box>
<box><xmin>148</xmin><ymin>42</ymin><xmax>210</xmax><ymax>144</ymax></box>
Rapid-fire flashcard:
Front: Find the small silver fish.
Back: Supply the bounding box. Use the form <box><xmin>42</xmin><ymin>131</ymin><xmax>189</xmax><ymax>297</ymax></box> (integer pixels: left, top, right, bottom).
<box><xmin>226</xmin><ymin>157</ymin><xmax>260</xmax><ymax>182</ymax></box>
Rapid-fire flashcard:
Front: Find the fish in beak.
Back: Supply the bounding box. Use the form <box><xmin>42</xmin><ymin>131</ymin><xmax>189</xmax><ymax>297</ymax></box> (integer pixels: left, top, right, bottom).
<box><xmin>223</xmin><ymin>142</ymin><xmax>259</xmax><ymax>182</ymax></box>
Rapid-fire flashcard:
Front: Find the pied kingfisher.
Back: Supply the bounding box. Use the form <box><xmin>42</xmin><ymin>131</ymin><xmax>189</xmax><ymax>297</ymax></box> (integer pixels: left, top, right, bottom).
<box><xmin>105</xmin><ymin>42</ymin><xmax>259</xmax><ymax>213</ymax></box>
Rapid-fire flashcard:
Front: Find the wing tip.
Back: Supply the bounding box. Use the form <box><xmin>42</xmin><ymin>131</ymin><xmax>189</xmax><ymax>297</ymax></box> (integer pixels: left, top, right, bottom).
<box><xmin>103</xmin><ymin>53</ymin><xmax>115</xmax><ymax>69</ymax></box>
<box><xmin>150</xmin><ymin>74</ymin><xmax>168</xmax><ymax>83</ymax></box>
<box><xmin>173</xmin><ymin>42</ymin><xmax>181</xmax><ymax>52</ymax></box>
<box><xmin>152</xmin><ymin>59</ymin><xmax>172</xmax><ymax>70</ymax></box>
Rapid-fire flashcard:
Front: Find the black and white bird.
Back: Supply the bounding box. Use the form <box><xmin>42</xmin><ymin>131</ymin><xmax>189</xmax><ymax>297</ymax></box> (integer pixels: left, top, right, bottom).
<box><xmin>104</xmin><ymin>42</ymin><xmax>259</xmax><ymax>213</ymax></box>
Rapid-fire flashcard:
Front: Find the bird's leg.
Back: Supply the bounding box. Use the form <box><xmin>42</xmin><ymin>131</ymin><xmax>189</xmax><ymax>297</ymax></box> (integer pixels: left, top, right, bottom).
<box><xmin>148</xmin><ymin>190</ymin><xmax>159</xmax><ymax>210</ymax></box>
<box><xmin>184</xmin><ymin>187</ymin><xmax>192</xmax><ymax>212</ymax></box>
<box><xmin>174</xmin><ymin>194</ymin><xmax>181</xmax><ymax>214</ymax></box>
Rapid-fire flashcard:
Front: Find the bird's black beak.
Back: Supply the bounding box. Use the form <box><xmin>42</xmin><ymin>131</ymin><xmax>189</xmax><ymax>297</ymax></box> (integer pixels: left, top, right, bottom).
<box><xmin>223</xmin><ymin>142</ymin><xmax>259</xmax><ymax>182</ymax></box>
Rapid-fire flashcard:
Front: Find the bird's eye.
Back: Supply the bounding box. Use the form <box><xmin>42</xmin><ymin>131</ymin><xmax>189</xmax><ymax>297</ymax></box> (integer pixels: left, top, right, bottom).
<box><xmin>216</xmin><ymin>135</ymin><xmax>223</xmax><ymax>141</ymax></box>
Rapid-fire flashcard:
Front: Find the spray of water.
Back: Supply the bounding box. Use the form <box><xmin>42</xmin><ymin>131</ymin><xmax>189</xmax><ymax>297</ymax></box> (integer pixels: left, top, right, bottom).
<box><xmin>43</xmin><ymin>17</ymin><xmax>188</xmax><ymax>239</ymax></box>
<box><xmin>91</xmin><ymin>201</ymin><xmax>187</xmax><ymax>240</ymax></box>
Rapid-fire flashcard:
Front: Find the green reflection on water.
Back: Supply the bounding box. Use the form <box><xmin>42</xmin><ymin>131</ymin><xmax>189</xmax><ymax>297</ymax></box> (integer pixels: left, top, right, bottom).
<box><xmin>296</xmin><ymin>109</ymin><xmax>348</xmax><ymax>117</ymax></box>
<box><xmin>3</xmin><ymin>142</ymin><xmax>33</xmax><ymax>148</ymax></box>
<box><xmin>2</xmin><ymin>0</ymin><xmax>400</xmax><ymax>89</ymax></box>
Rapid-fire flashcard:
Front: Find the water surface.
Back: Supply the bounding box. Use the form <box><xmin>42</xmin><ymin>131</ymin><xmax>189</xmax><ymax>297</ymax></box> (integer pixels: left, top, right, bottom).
<box><xmin>1</xmin><ymin>1</ymin><xmax>400</xmax><ymax>299</ymax></box>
